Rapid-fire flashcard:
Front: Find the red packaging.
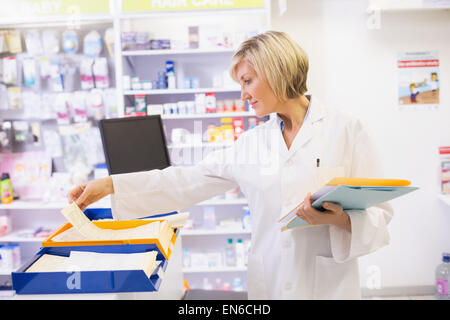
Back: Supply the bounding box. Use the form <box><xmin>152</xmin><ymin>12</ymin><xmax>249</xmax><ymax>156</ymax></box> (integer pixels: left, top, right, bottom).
<box><xmin>232</xmin><ymin>117</ymin><xmax>244</xmax><ymax>141</ymax></box>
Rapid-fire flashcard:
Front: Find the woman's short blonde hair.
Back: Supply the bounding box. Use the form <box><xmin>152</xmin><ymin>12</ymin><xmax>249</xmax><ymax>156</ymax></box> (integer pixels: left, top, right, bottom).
<box><xmin>229</xmin><ymin>30</ymin><xmax>309</xmax><ymax>102</ymax></box>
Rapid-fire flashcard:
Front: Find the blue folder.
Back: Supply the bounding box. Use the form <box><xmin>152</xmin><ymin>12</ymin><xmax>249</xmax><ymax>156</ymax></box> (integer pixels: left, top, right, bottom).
<box><xmin>284</xmin><ymin>185</ymin><xmax>418</xmax><ymax>229</ymax></box>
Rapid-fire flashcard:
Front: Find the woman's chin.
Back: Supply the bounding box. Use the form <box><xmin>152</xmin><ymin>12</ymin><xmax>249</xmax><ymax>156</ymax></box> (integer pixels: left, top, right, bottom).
<box><xmin>254</xmin><ymin>109</ymin><xmax>268</xmax><ymax>118</ymax></box>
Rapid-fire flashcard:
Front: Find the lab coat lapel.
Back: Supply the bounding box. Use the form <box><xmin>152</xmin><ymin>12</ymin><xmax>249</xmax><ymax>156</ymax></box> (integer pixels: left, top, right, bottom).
<box><xmin>287</xmin><ymin>96</ymin><xmax>325</xmax><ymax>156</ymax></box>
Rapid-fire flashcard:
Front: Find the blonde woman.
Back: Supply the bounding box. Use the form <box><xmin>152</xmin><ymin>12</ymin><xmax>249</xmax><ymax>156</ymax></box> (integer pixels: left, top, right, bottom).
<box><xmin>69</xmin><ymin>31</ymin><xmax>393</xmax><ymax>300</ymax></box>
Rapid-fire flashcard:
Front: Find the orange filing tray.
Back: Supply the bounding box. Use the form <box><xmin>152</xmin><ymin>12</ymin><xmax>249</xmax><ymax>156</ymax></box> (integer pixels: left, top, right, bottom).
<box><xmin>42</xmin><ymin>219</ymin><xmax>177</xmax><ymax>260</ymax></box>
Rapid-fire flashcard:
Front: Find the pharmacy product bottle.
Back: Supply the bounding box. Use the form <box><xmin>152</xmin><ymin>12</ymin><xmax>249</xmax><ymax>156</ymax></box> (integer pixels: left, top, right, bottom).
<box><xmin>232</xmin><ymin>277</ymin><xmax>244</xmax><ymax>291</ymax></box>
<box><xmin>1</xmin><ymin>173</ymin><xmax>13</xmax><ymax>204</ymax></box>
<box><xmin>235</xmin><ymin>238</ymin><xmax>245</xmax><ymax>267</ymax></box>
<box><xmin>225</xmin><ymin>238</ymin><xmax>236</xmax><ymax>267</ymax></box>
<box><xmin>203</xmin><ymin>277</ymin><xmax>213</xmax><ymax>290</ymax></box>
<box><xmin>435</xmin><ymin>252</ymin><xmax>450</xmax><ymax>300</ymax></box>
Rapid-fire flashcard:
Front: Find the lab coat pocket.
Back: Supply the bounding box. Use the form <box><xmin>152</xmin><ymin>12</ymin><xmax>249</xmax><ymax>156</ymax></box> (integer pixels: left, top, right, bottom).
<box><xmin>313</xmin><ymin>255</ymin><xmax>360</xmax><ymax>300</ymax></box>
<box><xmin>247</xmin><ymin>253</ymin><xmax>267</xmax><ymax>299</ymax></box>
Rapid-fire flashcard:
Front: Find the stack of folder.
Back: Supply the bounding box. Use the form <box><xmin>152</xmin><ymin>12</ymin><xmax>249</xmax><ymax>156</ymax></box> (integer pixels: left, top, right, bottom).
<box><xmin>278</xmin><ymin>177</ymin><xmax>418</xmax><ymax>231</ymax></box>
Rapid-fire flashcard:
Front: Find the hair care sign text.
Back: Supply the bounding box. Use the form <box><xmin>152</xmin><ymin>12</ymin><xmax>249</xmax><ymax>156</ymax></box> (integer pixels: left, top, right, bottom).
<box><xmin>123</xmin><ymin>0</ymin><xmax>265</xmax><ymax>12</ymax></box>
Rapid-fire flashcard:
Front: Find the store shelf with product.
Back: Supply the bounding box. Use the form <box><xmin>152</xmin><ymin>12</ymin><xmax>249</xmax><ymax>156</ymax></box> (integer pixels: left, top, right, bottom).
<box><xmin>115</xmin><ymin>5</ymin><xmax>270</xmax><ymax>292</ymax></box>
<box><xmin>0</xmin><ymin>12</ymin><xmax>119</xmax><ymax>293</ymax></box>
<box><xmin>0</xmin><ymin>230</ymin><xmax>51</xmax><ymax>243</ymax></box>
<box><xmin>0</xmin><ymin>197</ymin><xmax>111</xmax><ymax>211</ymax></box>
<box><xmin>0</xmin><ymin>0</ymin><xmax>271</xmax><ymax>294</ymax></box>
<box><xmin>123</xmin><ymin>87</ymin><xmax>241</xmax><ymax>95</ymax></box>
<box><xmin>162</xmin><ymin>111</ymin><xmax>256</xmax><ymax>120</ymax></box>
<box><xmin>183</xmin><ymin>266</ymin><xmax>247</xmax><ymax>273</ymax></box>
<box><xmin>122</xmin><ymin>47</ymin><xmax>236</xmax><ymax>56</ymax></box>
<box><xmin>181</xmin><ymin>229</ymin><xmax>251</xmax><ymax>236</ymax></box>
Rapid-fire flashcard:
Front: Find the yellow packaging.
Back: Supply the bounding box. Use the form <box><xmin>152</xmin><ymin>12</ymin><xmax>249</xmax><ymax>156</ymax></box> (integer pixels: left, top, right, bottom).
<box><xmin>6</xmin><ymin>31</ymin><xmax>22</xmax><ymax>53</ymax></box>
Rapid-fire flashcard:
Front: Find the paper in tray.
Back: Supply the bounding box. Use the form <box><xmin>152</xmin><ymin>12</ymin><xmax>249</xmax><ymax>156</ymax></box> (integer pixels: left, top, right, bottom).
<box><xmin>11</xmin><ymin>208</ymin><xmax>180</xmax><ymax>295</ymax></box>
<box><xmin>12</xmin><ymin>247</ymin><xmax>170</xmax><ymax>294</ymax></box>
<box><xmin>42</xmin><ymin>219</ymin><xmax>177</xmax><ymax>260</ymax></box>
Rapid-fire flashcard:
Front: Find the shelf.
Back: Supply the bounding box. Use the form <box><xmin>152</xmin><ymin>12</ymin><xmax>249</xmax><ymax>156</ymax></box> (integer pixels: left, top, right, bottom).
<box><xmin>119</xmin><ymin>8</ymin><xmax>268</xmax><ymax>20</ymax></box>
<box><xmin>123</xmin><ymin>87</ymin><xmax>241</xmax><ymax>95</ymax></box>
<box><xmin>0</xmin><ymin>232</ymin><xmax>45</xmax><ymax>243</ymax></box>
<box><xmin>168</xmin><ymin>142</ymin><xmax>234</xmax><ymax>149</ymax></box>
<box><xmin>161</xmin><ymin>111</ymin><xmax>255</xmax><ymax>119</ymax></box>
<box><xmin>438</xmin><ymin>194</ymin><xmax>450</xmax><ymax>206</ymax></box>
<box><xmin>196</xmin><ymin>198</ymin><xmax>248</xmax><ymax>206</ymax></box>
<box><xmin>181</xmin><ymin>228</ymin><xmax>251</xmax><ymax>236</ymax></box>
<box><xmin>0</xmin><ymin>267</ymin><xmax>18</xmax><ymax>276</ymax></box>
<box><xmin>0</xmin><ymin>14</ymin><xmax>114</xmax><ymax>27</ymax></box>
<box><xmin>0</xmin><ymin>198</ymin><xmax>245</xmax><ymax>211</ymax></box>
<box><xmin>182</xmin><ymin>266</ymin><xmax>247</xmax><ymax>273</ymax></box>
<box><xmin>368</xmin><ymin>0</ymin><xmax>450</xmax><ymax>11</ymax></box>
<box><xmin>122</xmin><ymin>48</ymin><xmax>235</xmax><ymax>56</ymax></box>
<box><xmin>0</xmin><ymin>199</ymin><xmax>111</xmax><ymax>210</ymax></box>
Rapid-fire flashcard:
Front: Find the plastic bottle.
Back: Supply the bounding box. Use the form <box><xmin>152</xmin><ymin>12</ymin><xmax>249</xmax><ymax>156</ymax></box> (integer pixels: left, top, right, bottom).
<box><xmin>202</xmin><ymin>206</ymin><xmax>216</xmax><ymax>230</ymax></box>
<box><xmin>242</xmin><ymin>206</ymin><xmax>251</xmax><ymax>230</ymax></box>
<box><xmin>203</xmin><ymin>277</ymin><xmax>212</xmax><ymax>290</ymax></box>
<box><xmin>235</xmin><ymin>238</ymin><xmax>245</xmax><ymax>267</ymax></box>
<box><xmin>1</xmin><ymin>173</ymin><xmax>13</xmax><ymax>204</ymax></box>
<box><xmin>244</xmin><ymin>239</ymin><xmax>251</xmax><ymax>266</ymax></box>
<box><xmin>232</xmin><ymin>277</ymin><xmax>244</xmax><ymax>291</ymax></box>
<box><xmin>225</xmin><ymin>238</ymin><xmax>236</xmax><ymax>267</ymax></box>
<box><xmin>435</xmin><ymin>252</ymin><xmax>450</xmax><ymax>300</ymax></box>
<box><xmin>215</xmin><ymin>277</ymin><xmax>223</xmax><ymax>290</ymax></box>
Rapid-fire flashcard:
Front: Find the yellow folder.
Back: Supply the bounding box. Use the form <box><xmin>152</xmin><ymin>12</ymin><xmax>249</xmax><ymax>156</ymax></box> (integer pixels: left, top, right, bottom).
<box><xmin>278</xmin><ymin>177</ymin><xmax>415</xmax><ymax>231</ymax></box>
<box><xmin>324</xmin><ymin>177</ymin><xmax>411</xmax><ymax>187</ymax></box>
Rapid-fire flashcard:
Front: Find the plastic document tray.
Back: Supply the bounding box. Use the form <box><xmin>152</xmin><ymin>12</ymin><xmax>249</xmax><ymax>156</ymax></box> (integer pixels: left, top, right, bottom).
<box><xmin>12</xmin><ymin>208</ymin><xmax>179</xmax><ymax>295</ymax></box>
<box><xmin>41</xmin><ymin>219</ymin><xmax>177</xmax><ymax>260</ymax></box>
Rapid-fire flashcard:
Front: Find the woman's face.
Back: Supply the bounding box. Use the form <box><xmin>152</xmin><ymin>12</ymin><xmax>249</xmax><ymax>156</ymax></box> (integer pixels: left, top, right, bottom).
<box><xmin>236</xmin><ymin>60</ymin><xmax>279</xmax><ymax>117</ymax></box>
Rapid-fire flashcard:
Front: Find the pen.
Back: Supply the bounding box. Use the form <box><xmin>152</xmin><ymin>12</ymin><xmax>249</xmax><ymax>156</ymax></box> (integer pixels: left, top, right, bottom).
<box><xmin>316</xmin><ymin>158</ymin><xmax>320</xmax><ymax>168</ymax></box>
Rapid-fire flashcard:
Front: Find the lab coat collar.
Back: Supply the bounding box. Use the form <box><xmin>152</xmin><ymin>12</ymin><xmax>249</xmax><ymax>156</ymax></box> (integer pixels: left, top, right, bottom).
<box><xmin>273</xmin><ymin>95</ymin><xmax>326</xmax><ymax>155</ymax></box>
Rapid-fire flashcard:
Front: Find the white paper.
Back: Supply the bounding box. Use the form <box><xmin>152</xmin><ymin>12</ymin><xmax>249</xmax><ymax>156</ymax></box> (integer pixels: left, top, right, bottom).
<box><xmin>25</xmin><ymin>251</ymin><xmax>160</xmax><ymax>278</ymax></box>
<box><xmin>61</xmin><ymin>251</ymin><xmax>158</xmax><ymax>277</ymax></box>
<box><xmin>25</xmin><ymin>254</ymin><xmax>68</xmax><ymax>273</ymax></box>
<box><xmin>60</xmin><ymin>202</ymin><xmax>161</xmax><ymax>241</ymax></box>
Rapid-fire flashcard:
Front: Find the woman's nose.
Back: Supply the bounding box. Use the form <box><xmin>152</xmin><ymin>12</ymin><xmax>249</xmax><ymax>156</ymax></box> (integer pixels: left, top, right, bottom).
<box><xmin>241</xmin><ymin>90</ymin><xmax>251</xmax><ymax>101</ymax></box>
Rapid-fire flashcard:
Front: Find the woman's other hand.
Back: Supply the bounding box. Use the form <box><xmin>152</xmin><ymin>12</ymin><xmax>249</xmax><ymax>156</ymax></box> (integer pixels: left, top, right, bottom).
<box><xmin>68</xmin><ymin>177</ymin><xmax>114</xmax><ymax>211</ymax></box>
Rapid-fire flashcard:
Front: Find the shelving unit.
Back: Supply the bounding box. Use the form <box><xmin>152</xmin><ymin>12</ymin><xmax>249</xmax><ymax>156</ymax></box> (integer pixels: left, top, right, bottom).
<box><xmin>0</xmin><ymin>231</ymin><xmax>47</xmax><ymax>243</ymax></box>
<box><xmin>181</xmin><ymin>228</ymin><xmax>251</xmax><ymax>236</ymax></box>
<box><xmin>123</xmin><ymin>87</ymin><xmax>241</xmax><ymax>95</ymax></box>
<box><xmin>0</xmin><ymin>0</ymin><xmax>271</xmax><ymax>293</ymax></box>
<box><xmin>183</xmin><ymin>266</ymin><xmax>247</xmax><ymax>273</ymax></box>
<box><xmin>122</xmin><ymin>48</ymin><xmax>236</xmax><ymax>56</ymax></box>
<box><xmin>0</xmin><ymin>1</ymin><xmax>120</xmax><ymax>286</ymax></box>
<box><xmin>162</xmin><ymin>111</ymin><xmax>255</xmax><ymax>120</ymax></box>
<box><xmin>114</xmin><ymin>1</ymin><xmax>271</xmax><ymax>291</ymax></box>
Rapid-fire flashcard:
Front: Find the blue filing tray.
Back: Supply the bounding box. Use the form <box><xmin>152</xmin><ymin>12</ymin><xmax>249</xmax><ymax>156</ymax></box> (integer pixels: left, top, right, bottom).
<box><xmin>12</xmin><ymin>208</ymin><xmax>179</xmax><ymax>295</ymax></box>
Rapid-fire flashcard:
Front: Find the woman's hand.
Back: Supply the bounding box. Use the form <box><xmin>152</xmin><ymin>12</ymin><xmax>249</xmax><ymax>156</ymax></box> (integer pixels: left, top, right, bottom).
<box><xmin>296</xmin><ymin>193</ymin><xmax>352</xmax><ymax>232</ymax></box>
<box><xmin>68</xmin><ymin>177</ymin><xmax>115</xmax><ymax>211</ymax></box>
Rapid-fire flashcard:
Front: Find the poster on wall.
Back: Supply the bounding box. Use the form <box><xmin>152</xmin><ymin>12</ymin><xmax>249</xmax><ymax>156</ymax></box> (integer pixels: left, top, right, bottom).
<box><xmin>397</xmin><ymin>51</ymin><xmax>440</xmax><ymax>110</ymax></box>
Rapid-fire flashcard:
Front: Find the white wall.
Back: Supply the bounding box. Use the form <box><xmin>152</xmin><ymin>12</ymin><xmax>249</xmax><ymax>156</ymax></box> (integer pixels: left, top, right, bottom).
<box><xmin>272</xmin><ymin>0</ymin><xmax>450</xmax><ymax>295</ymax></box>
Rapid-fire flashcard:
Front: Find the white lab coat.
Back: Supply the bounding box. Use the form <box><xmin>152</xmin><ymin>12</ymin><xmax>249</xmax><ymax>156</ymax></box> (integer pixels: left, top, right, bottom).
<box><xmin>110</xmin><ymin>96</ymin><xmax>393</xmax><ymax>300</ymax></box>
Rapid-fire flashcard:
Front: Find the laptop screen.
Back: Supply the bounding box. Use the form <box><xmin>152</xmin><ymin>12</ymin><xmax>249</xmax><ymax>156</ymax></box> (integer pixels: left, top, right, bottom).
<box><xmin>99</xmin><ymin>115</ymin><xmax>171</xmax><ymax>175</ymax></box>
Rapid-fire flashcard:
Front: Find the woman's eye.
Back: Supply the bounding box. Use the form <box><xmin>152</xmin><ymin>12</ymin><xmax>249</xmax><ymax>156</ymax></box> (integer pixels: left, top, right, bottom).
<box><xmin>244</xmin><ymin>79</ymin><xmax>251</xmax><ymax>84</ymax></box>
